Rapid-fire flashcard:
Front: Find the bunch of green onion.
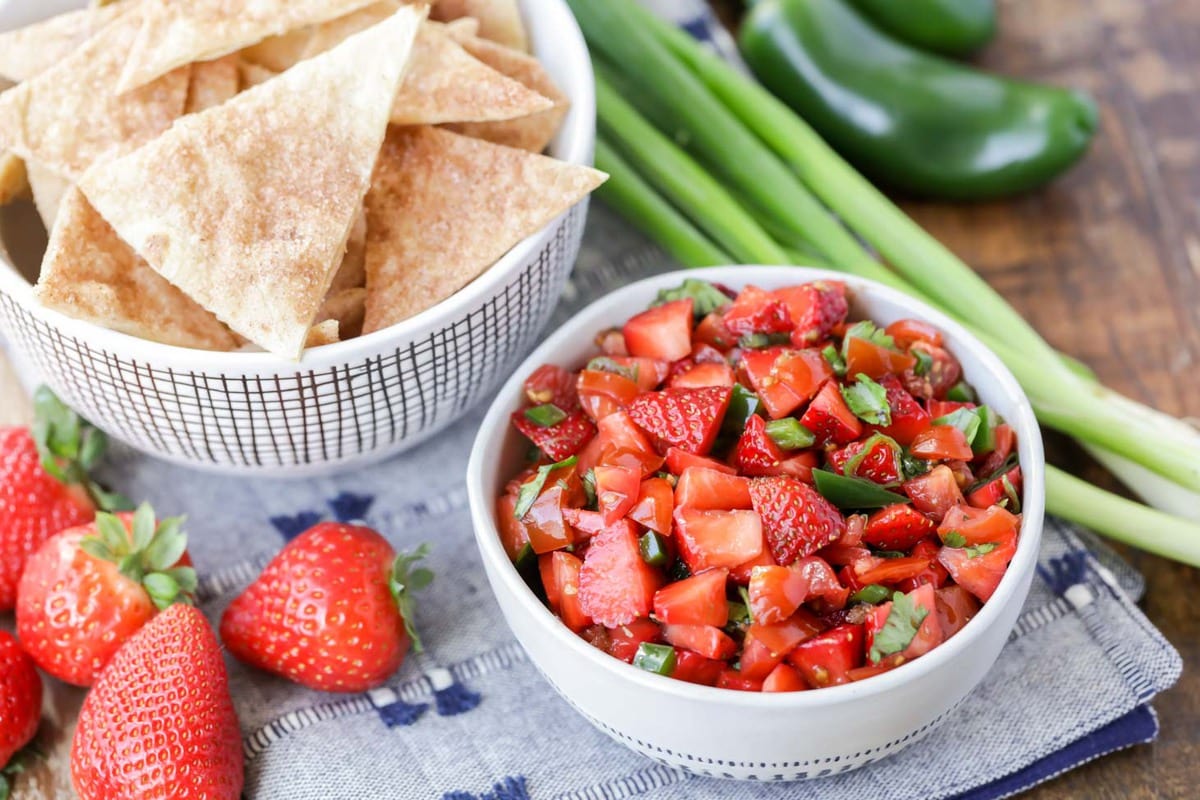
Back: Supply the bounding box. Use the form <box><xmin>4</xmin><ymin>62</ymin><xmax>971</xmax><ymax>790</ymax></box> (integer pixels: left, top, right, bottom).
<box><xmin>566</xmin><ymin>0</ymin><xmax>1200</xmax><ymax>566</ymax></box>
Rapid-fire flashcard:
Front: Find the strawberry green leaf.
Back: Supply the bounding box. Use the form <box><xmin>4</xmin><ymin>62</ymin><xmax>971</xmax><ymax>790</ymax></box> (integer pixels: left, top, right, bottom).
<box><xmin>77</xmin><ymin>427</ymin><xmax>107</xmax><ymax>471</ymax></box>
<box><xmin>390</xmin><ymin>544</ymin><xmax>435</xmax><ymax>653</ymax></box>
<box><xmin>868</xmin><ymin>591</ymin><xmax>929</xmax><ymax>664</ymax></box>
<box><xmin>143</xmin><ymin>572</ymin><xmax>180</xmax><ymax>610</ymax></box>
<box><xmin>131</xmin><ymin>503</ymin><xmax>156</xmax><ymax>550</ymax></box>
<box><xmin>95</xmin><ymin>513</ymin><xmax>129</xmax><ymax>554</ymax></box>
<box><xmin>79</xmin><ymin>538</ymin><xmax>115</xmax><ymax>563</ymax></box>
<box><xmin>118</xmin><ymin>553</ymin><xmax>144</xmax><ymax>583</ymax></box>
<box><xmin>143</xmin><ymin>525</ymin><xmax>187</xmax><ymax>572</ymax></box>
<box><xmin>163</xmin><ymin>566</ymin><xmax>199</xmax><ymax>594</ymax></box>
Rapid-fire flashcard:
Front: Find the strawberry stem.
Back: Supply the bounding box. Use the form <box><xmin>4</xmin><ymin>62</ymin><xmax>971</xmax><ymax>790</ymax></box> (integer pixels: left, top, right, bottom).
<box><xmin>80</xmin><ymin>503</ymin><xmax>195</xmax><ymax>609</ymax></box>
<box><xmin>31</xmin><ymin>386</ymin><xmax>132</xmax><ymax>512</ymax></box>
<box><xmin>389</xmin><ymin>544</ymin><xmax>435</xmax><ymax>652</ymax></box>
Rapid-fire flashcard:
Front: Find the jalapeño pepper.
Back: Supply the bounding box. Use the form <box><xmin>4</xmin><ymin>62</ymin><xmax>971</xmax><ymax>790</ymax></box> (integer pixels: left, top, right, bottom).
<box><xmin>738</xmin><ymin>0</ymin><xmax>1098</xmax><ymax>200</ymax></box>
<box><xmin>847</xmin><ymin>0</ymin><xmax>996</xmax><ymax>57</ymax></box>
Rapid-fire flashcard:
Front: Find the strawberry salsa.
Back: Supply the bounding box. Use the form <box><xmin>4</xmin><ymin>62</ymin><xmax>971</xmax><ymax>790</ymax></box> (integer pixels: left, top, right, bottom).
<box><xmin>496</xmin><ymin>279</ymin><xmax>1023</xmax><ymax>691</ymax></box>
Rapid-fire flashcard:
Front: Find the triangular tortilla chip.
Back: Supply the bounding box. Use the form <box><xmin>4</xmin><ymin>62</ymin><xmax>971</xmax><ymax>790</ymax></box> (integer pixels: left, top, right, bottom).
<box><xmin>432</xmin><ymin>0</ymin><xmax>527</xmax><ymax>51</ymax></box>
<box><xmin>118</xmin><ymin>0</ymin><xmax>381</xmax><ymax>92</ymax></box>
<box><xmin>239</xmin><ymin>27</ymin><xmax>314</xmax><ymax>73</ymax></box>
<box><xmin>0</xmin><ymin>13</ymin><xmax>189</xmax><ymax>180</ymax></box>
<box><xmin>329</xmin><ymin>209</ymin><xmax>368</xmax><ymax>294</ymax></box>
<box><xmin>237</xmin><ymin>59</ymin><xmax>277</xmax><ymax>90</ymax></box>
<box><xmin>300</xmin><ymin>1</ymin><xmax>402</xmax><ymax>59</ymax></box>
<box><xmin>362</xmin><ymin>127</ymin><xmax>606</xmax><ymax>332</ymax></box>
<box><xmin>81</xmin><ymin>7</ymin><xmax>425</xmax><ymax>359</ymax></box>
<box><xmin>305</xmin><ymin>319</ymin><xmax>340</xmax><ymax>347</ymax></box>
<box><xmin>317</xmin><ymin>287</ymin><xmax>367</xmax><ymax>339</ymax></box>
<box><xmin>443</xmin><ymin>34</ymin><xmax>569</xmax><ymax>152</ymax></box>
<box><xmin>26</xmin><ymin>161</ymin><xmax>71</xmax><ymax>231</ymax></box>
<box><xmin>185</xmin><ymin>56</ymin><xmax>240</xmax><ymax>113</ymax></box>
<box><xmin>0</xmin><ymin>4</ymin><xmax>125</xmax><ymax>83</ymax></box>
<box><xmin>0</xmin><ymin>152</ymin><xmax>27</xmax><ymax>205</ymax></box>
<box><xmin>35</xmin><ymin>188</ymin><xmax>237</xmax><ymax>351</ymax></box>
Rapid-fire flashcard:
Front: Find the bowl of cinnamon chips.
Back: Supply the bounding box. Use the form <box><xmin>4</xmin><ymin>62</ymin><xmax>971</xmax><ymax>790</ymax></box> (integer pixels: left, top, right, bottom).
<box><xmin>0</xmin><ymin>0</ymin><xmax>604</xmax><ymax>475</ymax></box>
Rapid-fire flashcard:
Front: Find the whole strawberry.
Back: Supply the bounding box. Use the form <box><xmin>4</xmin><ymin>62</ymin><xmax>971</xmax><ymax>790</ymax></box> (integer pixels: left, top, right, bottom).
<box><xmin>220</xmin><ymin>522</ymin><xmax>433</xmax><ymax>693</ymax></box>
<box><xmin>0</xmin><ymin>630</ymin><xmax>41</xmax><ymax>783</ymax></box>
<box><xmin>70</xmin><ymin>604</ymin><xmax>243</xmax><ymax>800</ymax></box>
<box><xmin>0</xmin><ymin>386</ymin><xmax>128</xmax><ymax>610</ymax></box>
<box><xmin>17</xmin><ymin>503</ymin><xmax>195</xmax><ymax>686</ymax></box>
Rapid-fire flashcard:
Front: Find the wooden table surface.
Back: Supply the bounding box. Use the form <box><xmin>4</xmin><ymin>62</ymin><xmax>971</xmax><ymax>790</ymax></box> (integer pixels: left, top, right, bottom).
<box><xmin>2</xmin><ymin>0</ymin><xmax>1199</xmax><ymax>796</ymax></box>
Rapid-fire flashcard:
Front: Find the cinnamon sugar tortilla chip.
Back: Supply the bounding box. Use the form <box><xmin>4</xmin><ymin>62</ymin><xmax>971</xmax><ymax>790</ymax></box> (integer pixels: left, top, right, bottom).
<box><xmin>237</xmin><ymin>60</ymin><xmax>277</xmax><ymax>90</ymax></box>
<box><xmin>329</xmin><ymin>210</ymin><xmax>368</xmax><ymax>294</ymax></box>
<box><xmin>317</xmin><ymin>287</ymin><xmax>367</xmax><ymax>339</ymax></box>
<box><xmin>300</xmin><ymin>1</ymin><xmax>402</xmax><ymax>58</ymax></box>
<box><xmin>80</xmin><ymin>7</ymin><xmax>425</xmax><ymax>359</ymax></box>
<box><xmin>305</xmin><ymin>319</ymin><xmax>340</xmax><ymax>347</ymax></box>
<box><xmin>35</xmin><ymin>188</ymin><xmax>236</xmax><ymax>351</ymax></box>
<box><xmin>432</xmin><ymin>0</ymin><xmax>527</xmax><ymax>51</ymax></box>
<box><xmin>185</xmin><ymin>56</ymin><xmax>240</xmax><ymax>113</ymax></box>
<box><xmin>362</xmin><ymin>127</ymin><xmax>606</xmax><ymax>332</ymax></box>
<box><xmin>118</xmin><ymin>0</ymin><xmax>380</xmax><ymax>92</ymax></box>
<box><xmin>444</xmin><ymin>34</ymin><xmax>569</xmax><ymax>152</ymax></box>
<box><xmin>0</xmin><ymin>4</ymin><xmax>125</xmax><ymax>83</ymax></box>
<box><xmin>26</xmin><ymin>162</ymin><xmax>71</xmax><ymax>231</ymax></box>
<box><xmin>239</xmin><ymin>27</ymin><xmax>314</xmax><ymax>73</ymax></box>
<box><xmin>0</xmin><ymin>13</ymin><xmax>189</xmax><ymax>181</ymax></box>
<box><xmin>0</xmin><ymin>153</ymin><xmax>27</xmax><ymax>205</ymax></box>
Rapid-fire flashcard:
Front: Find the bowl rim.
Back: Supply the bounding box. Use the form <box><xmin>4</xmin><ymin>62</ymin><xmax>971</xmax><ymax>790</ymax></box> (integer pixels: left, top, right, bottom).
<box><xmin>467</xmin><ymin>265</ymin><xmax>1046</xmax><ymax>708</ymax></box>
<box><xmin>0</xmin><ymin>0</ymin><xmax>596</xmax><ymax>370</ymax></box>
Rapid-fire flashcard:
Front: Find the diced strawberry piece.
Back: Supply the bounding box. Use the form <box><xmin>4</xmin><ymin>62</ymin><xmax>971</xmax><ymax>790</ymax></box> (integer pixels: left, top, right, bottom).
<box><xmin>772</xmin><ymin>281</ymin><xmax>848</xmax><ymax>345</ymax></box>
<box><xmin>628</xmin><ymin>477</ymin><xmax>674</xmax><ymax>534</ymax></box>
<box><xmin>606</xmin><ymin>618</ymin><xmax>662</xmax><ymax>663</ymax></box>
<box><xmin>800</xmin><ymin>381</ymin><xmax>863</xmax><ymax>445</ymax></box>
<box><xmin>522</xmin><ymin>465</ymin><xmax>585</xmax><ymax>554</ymax></box>
<box><xmin>895</xmin><ymin>537</ymin><xmax>949</xmax><ymax>593</ymax></box>
<box><xmin>902</xmin><ymin>343</ymin><xmax>961</xmax><ymax>400</ymax></box>
<box><xmin>662</xmin><ymin>624</ymin><xmax>737</xmax><ymax>660</ymax></box>
<box><xmin>739</xmin><ymin>629</ymin><xmax>784</xmax><ymax>680</ymax></box>
<box><xmin>938</xmin><ymin>503</ymin><xmax>1020</xmax><ymax>546</ymax></box>
<box><xmin>496</xmin><ymin>494</ymin><xmax>532</xmax><ymax>562</ymax></box>
<box><xmin>596</xmin><ymin>329</ymin><xmax>628</xmax><ymax>356</ymax></box>
<box><xmin>733</xmin><ymin>415</ymin><xmax>787</xmax><ymax>477</ymax></box>
<box><xmin>928</xmin><ymin>399</ymin><xmax>974</xmax><ymax>419</ymax></box>
<box><xmin>967</xmin><ymin>465</ymin><xmax>1023</xmax><ymax>510</ymax></box>
<box><xmin>626</xmin><ymin>386</ymin><xmax>732</xmax><ymax>456</ymax></box>
<box><xmin>512</xmin><ymin>409</ymin><xmax>596</xmax><ymax>461</ymax></box>
<box><xmin>793</xmin><ymin>556</ymin><xmax>850</xmax><ymax>610</ymax></box>
<box><xmin>786</xmin><ymin>623</ymin><xmax>864</xmax><ymax>689</ymax></box>
<box><xmin>669</xmin><ymin>362</ymin><xmax>735</xmax><ymax>390</ymax></box>
<box><xmin>976</xmin><ymin>423</ymin><xmax>1016</xmax><ymax>477</ymax></box>
<box><xmin>694</xmin><ymin>312</ymin><xmax>737</xmax><ymax>351</ymax></box>
<box><xmin>664</xmin><ymin>447</ymin><xmax>736</xmax><ymax>476</ymax></box>
<box><xmin>854</xmin><ymin>556</ymin><xmax>930</xmax><ymax>587</ymax></box>
<box><xmin>902</xmin><ymin>465</ymin><xmax>964</xmax><ymax>523</ymax></box>
<box><xmin>653</xmin><ymin>568</ymin><xmax>729</xmax><ymax>627</ymax></box>
<box><xmin>845</xmin><ymin>336</ymin><xmax>916</xmax><ymax>380</ymax></box>
<box><xmin>741</xmin><ymin>348</ymin><xmax>831</xmax><ymax>419</ymax></box>
<box><xmin>595</xmin><ymin>411</ymin><xmax>663</xmax><ymax>476</ymax></box>
<box><xmin>748</xmin><ymin>608</ymin><xmax>824</xmax><ymax>657</ymax></box>
<box><xmin>722</xmin><ymin>286</ymin><xmax>793</xmax><ymax>336</ymax></box>
<box><xmin>748</xmin><ymin>565</ymin><xmax>807</xmax><ymax>625</ymax></box>
<box><xmin>827</xmin><ymin>438</ymin><xmax>901</xmax><ymax>485</ymax></box>
<box><xmin>623</xmin><ymin>299</ymin><xmax>693</xmax><ymax>362</ymax></box>
<box><xmin>578</xmin><ymin>521</ymin><xmax>664</xmax><ymax>627</ymax></box>
<box><xmin>910</xmin><ymin>425</ymin><xmax>973</xmax><ymax>461</ymax></box>
<box><xmin>561</xmin><ymin>508</ymin><xmax>605</xmax><ymax>537</ymax></box>
<box><xmin>937</xmin><ymin>528</ymin><xmax>1017</xmax><ymax>602</ymax></box>
<box><xmin>728</xmin><ymin>549</ymin><xmax>777</xmax><ymax>585</ymax></box>
<box><xmin>577</xmin><ymin>369</ymin><xmax>641</xmax><ymax>422</ymax></box>
<box><xmin>865</xmin><ymin>584</ymin><xmax>943</xmax><ymax>661</ymax></box>
<box><xmin>884</xmin><ymin>319</ymin><xmax>943</xmax><ymax>349</ymax></box>
<box><xmin>935</xmin><ymin>585</ymin><xmax>981</xmax><ymax>639</ymax></box>
<box><xmin>671</xmin><ymin>649</ymin><xmax>725</xmax><ymax>686</ymax></box>
<box><xmin>594</xmin><ymin>465</ymin><xmax>641</xmax><ymax>526</ymax></box>
<box><xmin>749</xmin><ymin>476</ymin><xmax>846</xmax><ymax>566</ymax></box>
<box><xmin>603</xmin><ymin>356</ymin><xmax>670</xmax><ymax>391</ymax></box>
<box><xmin>875</xmin><ymin>374</ymin><xmax>931</xmax><ymax>446</ymax></box>
<box><xmin>674</xmin><ymin>467</ymin><xmax>752</xmax><ymax>510</ymax></box>
<box><xmin>540</xmin><ymin>551</ymin><xmax>592</xmax><ymax>632</ymax></box>
<box><xmin>863</xmin><ymin>504</ymin><xmax>936</xmax><ymax>550</ymax></box>
<box><xmin>771</xmin><ymin>451</ymin><xmax>819</xmax><ymax>483</ymax></box>
<box><xmin>762</xmin><ymin>663</ymin><xmax>808</xmax><ymax>692</ymax></box>
<box><xmin>717</xmin><ymin>669</ymin><xmax>764</xmax><ymax>691</ymax></box>
<box><xmin>673</xmin><ymin>508</ymin><xmax>764</xmax><ymax>572</ymax></box>
<box><xmin>690</xmin><ymin>343</ymin><xmax>728</xmax><ymax>364</ymax></box>
<box><xmin>524</xmin><ymin>364</ymin><xmax>579</xmax><ymax>409</ymax></box>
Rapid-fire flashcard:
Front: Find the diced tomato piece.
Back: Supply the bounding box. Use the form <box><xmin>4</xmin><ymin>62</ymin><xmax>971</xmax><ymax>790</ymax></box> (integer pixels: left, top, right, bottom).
<box><xmin>928</xmin><ymin>399</ymin><xmax>974</xmax><ymax>419</ymax></box>
<box><xmin>623</xmin><ymin>299</ymin><xmax>693</xmax><ymax>362</ymax></box>
<box><xmin>885</xmin><ymin>319</ymin><xmax>943</xmax><ymax>349</ymax></box>
<box><xmin>854</xmin><ymin>556</ymin><xmax>930</xmax><ymax>587</ymax></box>
<box><xmin>935</xmin><ymin>585</ymin><xmax>981</xmax><ymax>639</ymax></box>
<box><xmin>749</xmin><ymin>476</ymin><xmax>846</xmax><ymax>566</ymax></box>
<box><xmin>733</xmin><ymin>414</ymin><xmax>786</xmax><ymax>476</ymax></box>
<box><xmin>728</xmin><ymin>549</ymin><xmax>777</xmax><ymax>585</ymax></box>
<box><xmin>598</xmin><ymin>356</ymin><xmax>669</xmax><ymax>391</ymax></box>
<box><xmin>496</xmin><ymin>494</ymin><xmax>532</xmax><ymax>562</ymax></box>
<box><xmin>910</xmin><ymin>425</ymin><xmax>973</xmax><ymax>461</ymax></box>
<box><xmin>717</xmin><ymin>669</ymin><xmax>764</xmax><ymax>691</ymax></box>
<box><xmin>595</xmin><ymin>411</ymin><xmax>663</xmax><ymax>476</ymax></box>
<box><xmin>606</xmin><ymin>618</ymin><xmax>662</xmax><ymax>663</ymax></box>
<box><xmin>863</xmin><ymin>504</ymin><xmax>936</xmax><ymax>551</ymax></box>
<box><xmin>653</xmin><ymin>568</ymin><xmax>729</xmax><ymax>627</ymax></box>
<box><xmin>967</xmin><ymin>465</ymin><xmax>1023</xmax><ymax>510</ymax></box>
<box><xmin>671</xmin><ymin>649</ymin><xmax>725</xmax><ymax>686</ymax></box>
<box><xmin>574</xmin><ymin>432</ymin><xmax>605</xmax><ymax>477</ymax></box>
<box><xmin>722</xmin><ymin>286</ymin><xmax>793</xmax><ymax>336</ymax></box>
<box><xmin>839</xmin><ymin>514</ymin><xmax>867</xmax><ymax>548</ymax></box>
<box><xmin>792</xmin><ymin>556</ymin><xmax>849</xmax><ymax>610</ymax></box>
<box><xmin>902</xmin><ymin>343</ymin><xmax>961</xmax><ymax>400</ymax></box>
<box><xmin>866</xmin><ymin>584</ymin><xmax>943</xmax><ymax>663</ymax></box>
<box><xmin>847</xmin><ymin>657</ymin><xmax>903</xmax><ymax>682</ymax></box>
<box><xmin>628</xmin><ymin>477</ymin><xmax>674</xmax><ymax>534</ymax></box>
<box><xmin>772</xmin><ymin>281</ymin><xmax>848</xmax><ymax>345</ymax></box>
<box><xmin>578</xmin><ymin>521</ymin><xmax>664</xmax><ymax>627</ymax></box>
<box><xmin>749</xmin><ymin>608</ymin><xmax>825</xmax><ymax>657</ymax></box>
<box><xmin>902</xmin><ymin>465</ymin><xmax>964</xmax><ymax>523</ymax></box>
<box><xmin>690</xmin><ymin>343</ymin><xmax>728</xmax><ymax>365</ymax></box>
<box><xmin>674</xmin><ymin>467</ymin><xmax>752</xmax><ymax>510</ymax></box>
<box><xmin>786</xmin><ymin>623</ymin><xmax>865</xmax><ymax>689</ymax></box>
<box><xmin>664</xmin><ymin>447</ymin><xmax>736</xmax><ymax>476</ymax></box>
<box><xmin>845</xmin><ymin>337</ymin><xmax>916</xmax><ymax>380</ymax></box>
<box><xmin>581</xmin><ymin>624</ymin><xmax>611</xmax><ymax>652</ymax></box>
<box><xmin>561</xmin><ymin>508</ymin><xmax>605</xmax><ymax>537</ymax></box>
<box><xmin>673</xmin><ymin>508</ymin><xmax>764</xmax><ymax>572</ymax></box>
<box><xmin>522</xmin><ymin>466</ymin><xmax>585</xmax><ymax>554</ymax></box>
<box><xmin>819</xmin><ymin>543</ymin><xmax>880</xmax><ymax>572</ymax></box>
<box><xmin>594</xmin><ymin>465</ymin><xmax>641</xmax><ymax>526</ymax></box>
<box><xmin>524</xmin><ymin>364</ymin><xmax>579</xmax><ymax>409</ymax></box>
<box><xmin>540</xmin><ymin>551</ymin><xmax>592</xmax><ymax>632</ymax></box>
<box><xmin>874</xmin><ymin>374</ymin><xmax>931</xmax><ymax>446</ymax></box>
<box><xmin>577</xmin><ymin>369</ymin><xmax>641</xmax><ymax>422</ymax></box>
<box><xmin>512</xmin><ymin>409</ymin><xmax>596</xmax><ymax>461</ymax></box>
<box><xmin>741</xmin><ymin>348</ymin><xmax>831</xmax><ymax>419</ymax></box>
<box><xmin>827</xmin><ymin>438</ymin><xmax>901</xmax><ymax>485</ymax></box>
<box><xmin>976</xmin><ymin>423</ymin><xmax>1016</xmax><ymax>477</ymax></box>
<box><xmin>626</xmin><ymin>386</ymin><xmax>732</xmax><ymax>456</ymax></box>
<box><xmin>938</xmin><ymin>528</ymin><xmax>1017</xmax><ymax>602</ymax></box>
<box><xmin>762</xmin><ymin>663</ymin><xmax>808</xmax><ymax>692</ymax></box>
<box><xmin>895</xmin><ymin>537</ymin><xmax>949</xmax><ymax>593</ymax></box>
<box><xmin>938</xmin><ymin>504</ymin><xmax>1020</xmax><ymax>546</ymax></box>
<box><xmin>662</xmin><ymin>624</ymin><xmax>737</xmax><ymax>660</ymax></box>
<box><xmin>749</xmin><ymin>565</ymin><xmax>808</xmax><ymax>625</ymax></box>
<box><xmin>694</xmin><ymin>312</ymin><xmax>737</xmax><ymax>351</ymax></box>
<box><xmin>770</xmin><ymin>451</ymin><xmax>819</xmax><ymax>483</ymax></box>
<box><xmin>800</xmin><ymin>381</ymin><xmax>863</xmax><ymax>445</ymax></box>
<box><xmin>739</xmin><ymin>629</ymin><xmax>783</xmax><ymax>680</ymax></box>
<box><xmin>669</xmin><ymin>362</ymin><xmax>736</xmax><ymax>390</ymax></box>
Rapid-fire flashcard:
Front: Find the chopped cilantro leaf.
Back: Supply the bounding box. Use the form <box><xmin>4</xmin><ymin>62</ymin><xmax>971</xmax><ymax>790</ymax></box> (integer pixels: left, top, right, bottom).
<box><xmin>965</xmin><ymin>542</ymin><xmax>999</xmax><ymax>558</ymax></box>
<box><xmin>942</xmin><ymin>531</ymin><xmax>967</xmax><ymax>548</ymax></box>
<box><xmin>587</xmin><ymin>357</ymin><xmax>638</xmax><ymax>383</ymax></box>
<box><xmin>932</xmin><ymin>407</ymin><xmax>981</xmax><ymax>444</ymax></box>
<box><xmin>582</xmin><ymin>468</ymin><xmax>597</xmax><ymax>509</ymax></box>
<box><xmin>868</xmin><ymin>591</ymin><xmax>929</xmax><ymax>664</ymax></box>
<box><xmin>822</xmin><ymin>344</ymin><xmax>847</xmax><ymax>377</ymax></box>
<box><xmin>738</xmin><ymin>332</ymin><xmax>790</xmax><ymax>349</ymax></box>
<box><xmin>912</xmin><ymin>348</ymin><xmax>933</xmax><ymax>376</ymax></box>
<box><xmin>841</xmin><ymin>320</ymin><xmax>895</xmax><ymax>359</ymax></box>
<box><xmin>654</xmin><ymin>279</ymin><xmax>731</xmax><ymax>318</ymax></box>
<box><xmin>841</xmin><ymin>374</ymin><xmax>892</xmax><ymax>426</ymax></box>
<box><xmin>513</xmin><ymin>455</ymin><xmax>579</xmax><ymax>519</ymax></box>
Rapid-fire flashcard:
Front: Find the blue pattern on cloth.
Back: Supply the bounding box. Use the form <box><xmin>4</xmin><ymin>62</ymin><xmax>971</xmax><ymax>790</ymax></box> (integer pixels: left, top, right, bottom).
<box><xmin>0</xmin><ymin>2</ymin><xmax>1181</xmax><ymax>797</ymax></box>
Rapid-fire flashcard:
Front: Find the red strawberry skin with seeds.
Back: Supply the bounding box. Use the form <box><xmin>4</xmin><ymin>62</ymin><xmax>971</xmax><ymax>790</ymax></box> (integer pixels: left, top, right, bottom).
<box><xmin>626</xmin><ymin>386</ymin><xmax>732</xmax><ymax>456</ymax></box>
<box><xmin>749</xmin><ymin>477</ymin><xmax>846</xmax><ymax>566</ymax></box>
